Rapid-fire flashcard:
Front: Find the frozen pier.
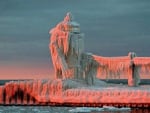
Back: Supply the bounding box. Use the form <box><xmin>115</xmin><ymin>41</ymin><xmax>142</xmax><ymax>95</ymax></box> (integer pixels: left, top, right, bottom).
<box><xmin>0</xmin><ymin>79</ymin><xmax>150</xmax><ymax>107</ymax></box>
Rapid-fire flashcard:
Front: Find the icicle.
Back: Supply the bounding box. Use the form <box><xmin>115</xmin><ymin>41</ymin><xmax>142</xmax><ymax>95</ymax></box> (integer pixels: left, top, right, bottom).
<box><xmin>63</xmin><ymin>32</ymin><xmax>70</xmax><ymax>55</ymax></box>
<box><xmin>92</xmin><ymin>55</ymin><xmax>130</xmax><ymax>79</ymax></box>
<box><xmin>134</xmin><ymin>57</ymin><xmax>150</xmax><ymax>75</ymax></box>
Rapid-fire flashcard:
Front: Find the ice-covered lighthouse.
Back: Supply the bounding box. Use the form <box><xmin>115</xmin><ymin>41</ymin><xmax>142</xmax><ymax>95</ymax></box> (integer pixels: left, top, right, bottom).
<box><xmin>49</xmin><ymin>13</ymin><xmax>85</xmax><ymax>80</ymax></box>
<box><xmin>49</xmin><ymin>12</ymin><xmax>144</xmax><ymax>86</ymax></box>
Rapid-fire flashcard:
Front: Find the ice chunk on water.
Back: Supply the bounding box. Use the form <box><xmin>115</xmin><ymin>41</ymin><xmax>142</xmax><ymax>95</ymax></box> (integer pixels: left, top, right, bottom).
<box><xmin>103</xmin><ymin>106</ymin><xmax>131</xmax><ymax>111</ymax></box>
<box><xmin>69</xmin><ymin>107</ymin><xmax>103</xmax><ymax>112</ymax></box>
<box><xmin>69</xmin><ymin>106</ymin><xmax>131</xmax><ymax>113</ymax></box>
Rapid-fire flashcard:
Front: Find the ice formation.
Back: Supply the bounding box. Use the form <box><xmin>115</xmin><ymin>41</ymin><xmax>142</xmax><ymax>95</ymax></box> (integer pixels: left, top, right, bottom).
<box><xmin>49</xmin><ymin>12</ymin><xmax>150</xmax><ymax>87</ymax></box>
<box><xmin>69</xmin><ymin>106</ymin><xmax>131</xmax><ymax>112</ymax></box>
<box><xmin>1</xmin><ymin>13</ymin><xmax>150</xmax><ymax>107</ymax></box>
<box><xmin>49</xmin><ymin>12</ymin><xmax>84</xmax><ymax>80</ymax></box>
<box><xmin>1</xmin><ymin>80</ymin><xmax>150</xmax><ymax>107</ymax></box>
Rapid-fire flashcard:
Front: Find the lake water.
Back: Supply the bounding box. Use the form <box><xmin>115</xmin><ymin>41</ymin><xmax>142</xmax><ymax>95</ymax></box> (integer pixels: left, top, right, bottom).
<box><xmin>0</xmin><ymin>106</ymin><xmax>149</xmax><ymax>113</ymax></box>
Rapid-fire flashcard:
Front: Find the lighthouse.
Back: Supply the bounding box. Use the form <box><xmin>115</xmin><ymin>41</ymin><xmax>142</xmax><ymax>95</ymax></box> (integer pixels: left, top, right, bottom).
<box><xmin>49</xmin><ymin>12</ymin><xmax>84</xmax><ymax>79</ymax></box>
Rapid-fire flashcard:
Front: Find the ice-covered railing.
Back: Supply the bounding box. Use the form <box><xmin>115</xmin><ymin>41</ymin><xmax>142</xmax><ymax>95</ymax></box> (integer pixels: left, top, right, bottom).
<box><xmin>92</xmin><ymin>55</ymin><xmax>131</xmax><ymax>79</ymax></box>
<box><xmin>134</xmin><ymin>57</ymin><xmax>150</xmax><ymax>75</ymax></box>
<box><xmin>88</xmin><ymin>54</ymin><xmax>150</xmax><ymax>87</ymax></box>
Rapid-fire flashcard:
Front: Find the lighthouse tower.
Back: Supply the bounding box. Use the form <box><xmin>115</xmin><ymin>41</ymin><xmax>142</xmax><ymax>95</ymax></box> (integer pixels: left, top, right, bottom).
<box><xmin>49</xmin><ymin>12</ymin><xmax>84</xmax><ymax>79</ymax></box>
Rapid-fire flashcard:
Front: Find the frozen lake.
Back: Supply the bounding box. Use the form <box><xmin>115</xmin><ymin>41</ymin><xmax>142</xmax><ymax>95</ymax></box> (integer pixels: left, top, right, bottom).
<box><xmin>0</xmin><ymin>106</ymin><xmax>148</xmax><ymax>113</ymax></box>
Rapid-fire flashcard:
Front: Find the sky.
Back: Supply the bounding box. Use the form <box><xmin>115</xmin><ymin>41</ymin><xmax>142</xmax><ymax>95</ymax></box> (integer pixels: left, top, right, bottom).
<box><xmin>0</xmin><ymin>0</ymin><xmax>150</xmax><ymax>79</ymax></box>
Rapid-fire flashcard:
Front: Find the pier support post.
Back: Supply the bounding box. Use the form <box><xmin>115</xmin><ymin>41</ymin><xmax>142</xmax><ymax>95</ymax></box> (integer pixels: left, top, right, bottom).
<box><xmin>128</xmin><ymin>52</ymin><xmax>140</xmax><ymax>87</ymax></box>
